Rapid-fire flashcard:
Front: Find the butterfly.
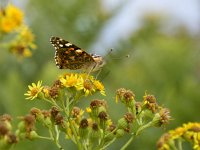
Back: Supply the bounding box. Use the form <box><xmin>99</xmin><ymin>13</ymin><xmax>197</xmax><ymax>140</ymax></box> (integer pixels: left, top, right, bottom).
<box><xmin>50</xmin><ymin>36</ymin><xmax>105</xmax><ymax>73</ymax></box>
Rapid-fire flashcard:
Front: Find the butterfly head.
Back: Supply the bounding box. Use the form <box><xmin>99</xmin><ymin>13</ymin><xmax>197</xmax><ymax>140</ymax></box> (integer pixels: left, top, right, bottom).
<box><xmin>90</xmin><ymin>54</ymin><xmax>106</xmax><ymax>72</ymax></box>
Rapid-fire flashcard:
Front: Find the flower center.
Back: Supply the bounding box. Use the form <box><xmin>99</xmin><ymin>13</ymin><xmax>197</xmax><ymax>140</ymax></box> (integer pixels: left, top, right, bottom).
<box><xmin>31</xmin><ymin>88</ymin><xmax>38</xmax><ymax>96</ymax></box>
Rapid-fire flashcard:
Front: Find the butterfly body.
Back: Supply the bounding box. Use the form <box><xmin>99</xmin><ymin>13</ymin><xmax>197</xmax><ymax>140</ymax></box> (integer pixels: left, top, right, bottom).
<box><xmin>50</xmin><ymin>36</ymin><xmax>105</xmax><ymax>72</ymax></box>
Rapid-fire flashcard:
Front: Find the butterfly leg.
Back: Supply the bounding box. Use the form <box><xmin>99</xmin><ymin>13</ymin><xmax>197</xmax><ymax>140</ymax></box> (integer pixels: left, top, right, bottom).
<box><xmin>85</xmin><ymin>63</ymin><xmax>97</xmax><ymax>79</ymax></box>
<box><xmin>95</xmin><ymin>68</ymin><xmax>102</xmax><ymax>79</ymax></box>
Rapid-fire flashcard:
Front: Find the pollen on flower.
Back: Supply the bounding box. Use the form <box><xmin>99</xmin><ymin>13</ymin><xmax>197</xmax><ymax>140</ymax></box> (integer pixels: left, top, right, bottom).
<box><xmin>83</xmin><ymin>79</ymin><xmax>95</xmax><ymax>96</ymax></box>
<box><xmin>24</xmin><ymin>81</ymin><xmax>43</xmax><ymax>100</ymax></box>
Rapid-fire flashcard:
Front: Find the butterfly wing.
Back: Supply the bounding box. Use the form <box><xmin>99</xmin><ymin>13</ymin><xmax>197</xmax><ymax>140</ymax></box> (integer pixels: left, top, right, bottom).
<box><xmin>50</xmin><ymin>36</ymin><xmax>95</xmax><ymax>69</ymax></box>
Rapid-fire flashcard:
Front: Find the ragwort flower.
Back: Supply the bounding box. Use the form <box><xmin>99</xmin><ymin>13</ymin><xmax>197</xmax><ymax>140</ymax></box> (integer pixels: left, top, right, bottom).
<box><xmin>60</xmin><ymin>73</ymin><xmax>83</xmax><ymax>90</ymax></box>
<box><xmin>93</xmin><ymin>80</ymin><xmax>106</xmax><ymax>96</ymax></box>
<box><xmin>9</xmin><ymin>26</ymin><xmax>36</xmax><ymax>58</ymax></box>
<box><xmin>24</xmin><ymin>81</ymin><xmax>43</xmax><ymax>100</ymax></box>
<box><xmin>0</xmin><ymin>4</ymin><xmax>23</xmax><ymax>33</ymax></box>
<box><xmin>157</xmin><ymin>122</ymin><xmax>200</xmax><ymax>150</ymax></box>
<box><xmin>59</xmin><ymin>73</ymin><xmax>106</xmax><ymax>96</ymax></box>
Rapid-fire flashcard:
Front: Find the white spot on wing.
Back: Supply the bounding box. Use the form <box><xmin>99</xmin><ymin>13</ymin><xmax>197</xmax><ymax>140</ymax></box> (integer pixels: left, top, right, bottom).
<box><xmin>65</xmin><ymin>43</ymin><xmax>72</xmax><ymax>46</ymax></box>
<box><xmin>76</xmin><ymin>49</ymin><xmax>83</xmax><ymax>53</ymax></box>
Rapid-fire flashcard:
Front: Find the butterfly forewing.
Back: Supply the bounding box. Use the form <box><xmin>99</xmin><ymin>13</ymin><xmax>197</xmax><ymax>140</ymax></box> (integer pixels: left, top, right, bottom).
<box><xmin>50</xmin><ymin>36</ymin><xmax>95</xmax><ymax>70</ymax></box>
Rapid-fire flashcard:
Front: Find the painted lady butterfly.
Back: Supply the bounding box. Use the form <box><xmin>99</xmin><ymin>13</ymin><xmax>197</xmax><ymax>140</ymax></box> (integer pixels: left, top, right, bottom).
<box><xmin>50</xmin><ymin>36</ymin><xmax>105</xmax><ymax>72</ymax></box>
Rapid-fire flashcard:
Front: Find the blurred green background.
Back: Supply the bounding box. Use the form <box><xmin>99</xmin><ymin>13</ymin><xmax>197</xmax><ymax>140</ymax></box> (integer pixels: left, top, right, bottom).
<box><xmin>0</xmin><ymin>0</ymin><xmax>200</xmax><ymax>149</ymax></box>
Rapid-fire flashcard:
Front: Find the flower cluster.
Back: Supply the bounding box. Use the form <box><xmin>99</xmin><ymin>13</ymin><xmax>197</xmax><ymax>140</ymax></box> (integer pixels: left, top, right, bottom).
<box><xmin>157</xmin><ymin>122</ymin><xmax>200</xmax><ymax>150</ymax></box>
<box><xmin>0</xmin><ymin>4</ymin><xmax>23</xmax><ymax>33</ymax></box>
<box><xmin>24</xmin><ymin>73</ymin><xmax>105</xmax><ymax>101</ymax></box>
<box><xmin>0</xmin><ymin>3</ymin><xmax>36</xmax><ymax>58</ymax></box>
<box><xmin>22</xmin><ymin>76</ymin><xmax>171</xmax><ymax>150</ymax></box>
<box><xmin>9</xmin><ymin>26</ymin><xmax>36</xmax><ymax>58</ymax></box>
<box><xmin>0</xmin><ymin>114</ymin><xmax>18</xmax><ymax>149</ymax></box>
<box><xmin>59</xmin><ymin>73</ymin><xmax>106</xmax><ymax>96</ymax></box>
<box><xmin>115</xmin><ymin>89</ymin><xmax>171</xmax><ymax>140</ymax></box>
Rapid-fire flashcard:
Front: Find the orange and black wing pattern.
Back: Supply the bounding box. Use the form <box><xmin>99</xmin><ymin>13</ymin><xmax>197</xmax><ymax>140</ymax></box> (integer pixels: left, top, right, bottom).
<box><xmin>50</xmin><ymin>36</ymin><xmax>94</xmax><ymax>70</ymax></box>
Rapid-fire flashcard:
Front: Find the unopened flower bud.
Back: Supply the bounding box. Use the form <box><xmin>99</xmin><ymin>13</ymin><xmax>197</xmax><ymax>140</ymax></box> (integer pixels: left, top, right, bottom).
<box><xmin>28</xmin><ymin>131</ymin><xmax>39</xmax><ymax>140</ymax></box>
<box><xmin>117</xmin><ymin>118</ymin><xmax>128</xmax><ymax>129</ymax></box>
<box><xmin>0</xmin><ymin>114</ymin><xmax>12</xmax><ymax>130</ymax></box>
<box><xmin>0</xmin><ymin>123</ymin><xmax>9</xmax><ymax>136</ymax></box>
<box><xmin>7</xmin><ymin>133</ymin><xmax>18</xmax><ymax>144</ymax></box>
<box><xmin>116</xmin><ymin>129</ymin><xmax>125</xmax><ymax>138</ymax></box>
<box><xmin>124</xmin><ymin>113</ymin><xmax>135</xmax><ymax>123</ymax></box>
<box><xmin>90</xmin><ymin>123</ymin><xmax>101</xmax><ymax>139</ymax></box>
<box><xmin>50</xmin><ymin>106</ymin><xmax>60</xmax><ymax>118</ymax></box>
<box><xmin>30</xmin><ymin>107</ymin><xmax>44</xmax><ymax>122</ymax></box>
<box><xmin>79</xmin><ymin>118</ymin><xmax>89</xmax><ymax>138</ymax></box>
<box><xmin>98</xmin><ymin>111</ymin><xmax>108</xmax><ymax>130</ymax></box>
<box><xmin>151</xmin><ymin>108</ymin><xmax>171</xmax><ymax>127</ymax></box>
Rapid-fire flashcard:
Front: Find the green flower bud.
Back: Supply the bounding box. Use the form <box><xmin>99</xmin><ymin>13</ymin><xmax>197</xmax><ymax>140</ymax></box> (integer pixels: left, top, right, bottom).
<box><xmin>17</xmin><ymin>121</ymin><xmax>26</xmax><ymax>132</ymax></box>
<box><xmin>30</xmin><ymin>107</ymin><xmax>44</xmax><ymax>122</ymax></box>
<box><xmin>79</xmin><ymin>119</ymin><xmax>89</xmax><ymax>139</ymax></box>
<box><xmin>29</xmin><ymin>131</ymin><xmax>39</xmax><ymax>140</ymax></box>
<box><xmin>151</xmin><ymin>108</ymin><xmax>171</xmax><ymax>127</ymax></box>
<box><xmin>98</xmin><ymin>111</ymin><xmax>108</xmax><ymax>130</ymax></box>
<box><xmin>98</xmin><ymin>106</ymin><xmax>107</xmax><ymax>114</ymax></box>
<box><xmin>117</xmin><ymin>118</ymin><xmax>128</xmax><ymax>129</ymax></box>
<box><xmin>43</xmin><ymin>117</ymin><xmax>52</xmax><ymax>128</ymax></box>
<box><xmin>116</xmin><ymin>129</ymin><xmax>125</xmax><ymax>138</ymax></box>
<box><xmin>0</xmin><ymin>123</ymin><xmax>9</xmax><ymax>136</ymax></box>
<box><xmin>104</xmin><ymin>132</ymin><xmax>115</xmax><ymax>143</ymax></box>
<box><xmin>0</xmin><ymin>138</ymin><xmax>8</xmax><ymax>150</ymax></box>
<box><xmin>18</xmin><ymin>132</ymin><xmax>26</xmax><ymax>140</ymax></box>
<box><xmin>90</xmin><ymin>99</ymin><xmax>107</xmax><ymax>118</ymax></box>
<box><xmin>90</xmin><ymin>123</ymin><xmax>101</xmax><ymax>139</ymax></box>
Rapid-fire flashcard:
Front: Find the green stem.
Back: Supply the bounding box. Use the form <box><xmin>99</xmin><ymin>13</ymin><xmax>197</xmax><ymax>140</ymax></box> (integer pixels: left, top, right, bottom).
<box><xmin>100</xmin><ymin>137</ymin><xmax>116</xmax><ymax>150</ymax></box>
<box><xmin>104</xmin><ymin>128</ymin><xmax>118</xmax><ymax>139</ymax></box>
<box><xmin>68</xmin><ymin>119</ymin><xmax>82</xmax><ymax>150</ymax></box>
<box><xmin>177</xmin><ymin>139</ymin><xmax>182</xmax><ymax>150</ymax></box>
<box><xmin>43</xmin><ymin>98</ymin><xmax>63</xmax><ymax>111</ymax></box>
<box><xmin>120</xmin><ymin>121</ymin><xmax>153</xmax><ymax>150</ymax></box>
<box><xmin>120</xmin><ymin>135</ymin><xmax>135</xmax><ymax>150</ymax></box>
<box><xmin>61</xmin><ymin>96</ymin><xmax>82</xmax><ymax>150</ymax></box>
<box><xmin>49</xmin><ymin>127</ymin><xmax>64</xmax><ymax>150</ymax></box>
<box><xmin>37</xmin><ymin>135</ymin><xmax>53</xmax><ymax>140</ymax></box>
<box><xmin>136</xmin><ymin>121</ymin><xmax>153</xmax><ymax>135</ymax></box>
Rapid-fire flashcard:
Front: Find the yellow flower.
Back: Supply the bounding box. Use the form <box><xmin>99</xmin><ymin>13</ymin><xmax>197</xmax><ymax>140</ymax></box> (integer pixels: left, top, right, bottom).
<box><xmin>60</xmin><ymin>73</ymin><xmax>83</xmax><ymax>90</ymax></box>
<box><xmin>83</xmin><ymin>79</ymin><xmax>95</xmax><ymax>96</ymax></box>
<box><xmin>157</xmin><ymin>122</ymin><xmax>200</xmax><ymax>150</ymax></box>
<box><xmin>42</xmin><ymin>86</ymin><xmax>50</xmax><ymax>98</ymax></box>
<box><xmin>106</xmin><ymin>119</ymin><xmax>113</xmax><ymax>126</ymax></box>
<box><xmin>24</xmin><ymin>81</ymin><xmax>43</xmax><ymax>100</ymax></box>
<box><xmin>0</xmin><ymin>4</ymin><xmax>23</xmax><ymax>33</ymax></box>
<box><xmin>93</xmin><ymin>80</ymin><xmax>106</xmax><ymax>96</ymax></box>
<box><xmin>169</xmin><ymin>127</ymin><xmax>185</xmax><ymax>139</ymax></box>
<box><xmin>182</xmin><ymin>122</ymin><xmax>200</xmax><ymax>150</ymax></box>
<box><xmin>86</xmin><ymin>107</ymin><xmax>92</xmax><ymax>113</ymax></box>
<box><xmin>9</xmin><ymin>26</ymin><xmax>36</xmax><ymax>58</ymax></box>
<box><xmin>19</xmin><ymin>26</ymin><xmax>36</xmax><ymax>47</ymax></box>
<box><xmin>59</xmin><ymin>73</ymin><xmax>106</xmax><ymax>96</ymax></box>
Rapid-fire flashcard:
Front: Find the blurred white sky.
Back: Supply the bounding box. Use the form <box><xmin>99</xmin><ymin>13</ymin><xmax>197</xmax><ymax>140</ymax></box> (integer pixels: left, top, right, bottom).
<box><xmin>91</xmin><ymin>0</ymin><xmax>200</xmax><ymax>53</ymax></box>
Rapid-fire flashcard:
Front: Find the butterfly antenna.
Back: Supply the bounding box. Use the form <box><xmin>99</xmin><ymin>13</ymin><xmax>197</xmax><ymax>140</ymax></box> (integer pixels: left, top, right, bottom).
<box><xmin>104</xmin><ymin>48</ymin><xmax>130</xmax><ymax>60</ymax></box>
